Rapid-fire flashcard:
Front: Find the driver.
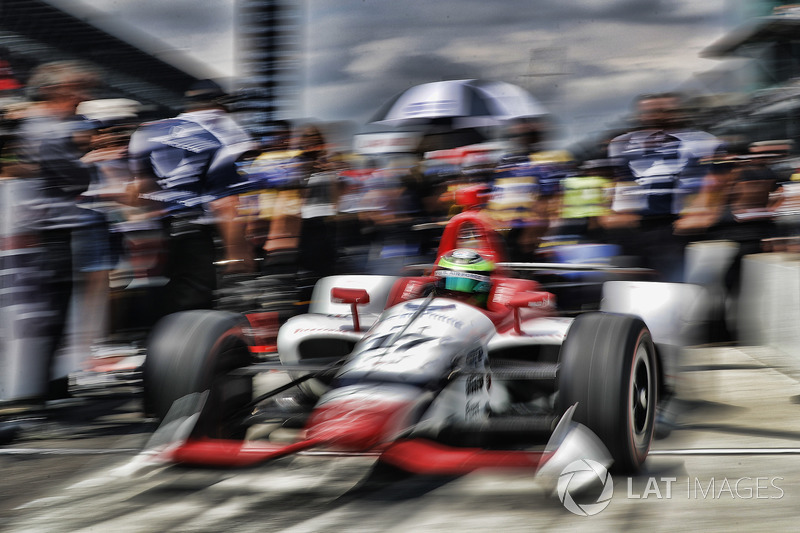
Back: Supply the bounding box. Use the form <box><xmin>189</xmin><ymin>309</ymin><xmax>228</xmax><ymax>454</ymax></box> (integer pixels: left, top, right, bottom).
<box><xmin>433</xmin><ymin>249</ymin><xmax>494</xmax><ymax>308</ymax></box>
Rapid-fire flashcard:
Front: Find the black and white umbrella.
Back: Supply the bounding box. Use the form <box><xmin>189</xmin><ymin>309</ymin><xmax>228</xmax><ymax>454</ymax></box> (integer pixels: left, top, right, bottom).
<box><xmin>369</xmin><ymin>79</ymin><xmax>547</xmax><ymax>129</ymax></box>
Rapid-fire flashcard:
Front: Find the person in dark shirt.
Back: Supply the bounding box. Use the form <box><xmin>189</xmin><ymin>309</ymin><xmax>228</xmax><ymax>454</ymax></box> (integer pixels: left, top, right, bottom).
<box><xmin>127</xmin><ymin>80</ymin><xmax>256</xmax><ymax>315</ymax></box>
<box><xmin>606</xmin><ymin>93</ymin><xmax>722</xmax><ymax>281</ymax></box>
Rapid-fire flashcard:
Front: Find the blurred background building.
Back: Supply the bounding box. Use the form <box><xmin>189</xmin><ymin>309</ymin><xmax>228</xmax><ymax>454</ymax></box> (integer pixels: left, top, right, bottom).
<box><xmin>4</xmin><ymin>0</ymin><xmax>800</xmax><ymax>155</ymax></box>
<box><xmin>0</xmin><ymin>0</ymin><xmax>311</xmax><ymax>153</ymax></box>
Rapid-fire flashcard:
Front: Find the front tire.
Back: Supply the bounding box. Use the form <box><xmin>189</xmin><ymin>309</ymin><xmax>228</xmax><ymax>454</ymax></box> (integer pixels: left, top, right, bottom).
<box><xmin>144</xmin><ymin>310</ymin><xmax>255</xmax><ymax>438</ymax></box>
<box><xmin>557</xmin><ymin>312</ymin><xmax>658</xmax><ymax>473</ymax></box>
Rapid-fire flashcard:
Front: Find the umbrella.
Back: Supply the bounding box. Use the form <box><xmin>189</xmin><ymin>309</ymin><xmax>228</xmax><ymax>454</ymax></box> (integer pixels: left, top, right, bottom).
<box><xmin>369</xmin><ymin>79</ymin><xmax>547</xmax><ymax>129</ymax></box>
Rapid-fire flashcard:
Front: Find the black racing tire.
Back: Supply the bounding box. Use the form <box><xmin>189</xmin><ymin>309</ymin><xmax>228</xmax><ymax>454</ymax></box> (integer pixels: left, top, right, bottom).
<box><xmin>557</xmin><ymin>312</ymin><xmax>658</xmax><ymax>473</ymax></box>
<box><xmin>143</xmin><ymin>310</ymin><xmax>255</xmax><ymax>439</ymax></box>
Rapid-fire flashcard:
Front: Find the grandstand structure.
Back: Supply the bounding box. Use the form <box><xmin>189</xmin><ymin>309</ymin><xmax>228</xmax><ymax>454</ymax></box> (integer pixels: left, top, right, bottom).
<box><xmin>0</xmin><ymin>0</ymin><xmax>213</xmax><ymax>117</ymax></box>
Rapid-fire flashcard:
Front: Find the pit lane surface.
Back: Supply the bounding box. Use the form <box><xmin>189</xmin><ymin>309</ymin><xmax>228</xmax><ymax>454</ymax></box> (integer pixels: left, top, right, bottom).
<box><xmin>3</xmin><ymin>345</ymin><xmax>800</xmax><ymax>532</ymax></box>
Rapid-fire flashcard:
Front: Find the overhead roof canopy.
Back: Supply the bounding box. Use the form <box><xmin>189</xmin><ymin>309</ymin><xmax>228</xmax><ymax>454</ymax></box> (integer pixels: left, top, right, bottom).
<box><xmin>0</xmin><ymin>0</ymin><xmax>210</xmax><ymax>114</ymax></box>
<box><xmin>702</xmin><ymin>15</ymin><xmax>800</xmax><ymax>58</ymax></box>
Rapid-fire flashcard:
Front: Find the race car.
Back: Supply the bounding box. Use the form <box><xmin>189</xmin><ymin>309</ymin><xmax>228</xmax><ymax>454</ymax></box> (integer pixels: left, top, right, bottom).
<box><xmin>142</xmin><ymin>205</ymin><xmax>700</xmax><ymax>478</ymax></box>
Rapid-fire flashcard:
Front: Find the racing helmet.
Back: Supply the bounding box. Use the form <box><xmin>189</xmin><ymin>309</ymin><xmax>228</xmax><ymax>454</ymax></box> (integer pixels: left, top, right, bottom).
<box><xmin>434</xmin><ymin>249</ymin><xmax>494</xmax><ymax>305</ymax></box>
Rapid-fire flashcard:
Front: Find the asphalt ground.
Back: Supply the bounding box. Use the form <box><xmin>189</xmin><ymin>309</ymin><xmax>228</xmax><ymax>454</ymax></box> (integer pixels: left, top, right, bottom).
<box><xmin>2</xmin><ymin>344</ymin><xmax>800</xmax><ymax>532</ymax></box>
<box><xmin>0</xmin><ymin>385</ymin><xmax>154</xmax><ymax>517</ymax></box>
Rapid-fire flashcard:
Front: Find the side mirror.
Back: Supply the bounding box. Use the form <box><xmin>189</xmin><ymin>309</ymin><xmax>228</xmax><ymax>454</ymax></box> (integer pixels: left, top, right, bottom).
<box><xmin>331</xmin><ymin>288</ymin><xmax>370</xmax><ymax>332</ymax></box>
<box><xmin>508</xmin><ymin>292</ymin><xmax>555</xmax><ymax>335</ymax></box>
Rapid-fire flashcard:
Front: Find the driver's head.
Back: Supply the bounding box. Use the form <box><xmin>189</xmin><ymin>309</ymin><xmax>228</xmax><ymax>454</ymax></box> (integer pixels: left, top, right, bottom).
<box><xmin>434</xmin><ymin>249</ymin><xmax>494</xmax><ymax>307</ymax></box>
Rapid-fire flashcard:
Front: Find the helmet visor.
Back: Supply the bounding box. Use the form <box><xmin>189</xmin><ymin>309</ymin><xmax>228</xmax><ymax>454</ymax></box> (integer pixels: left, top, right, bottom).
<box><xmin>435</xmin><ymin>270</ymin><xmax>491</xmax><ymax>294</ymax></box>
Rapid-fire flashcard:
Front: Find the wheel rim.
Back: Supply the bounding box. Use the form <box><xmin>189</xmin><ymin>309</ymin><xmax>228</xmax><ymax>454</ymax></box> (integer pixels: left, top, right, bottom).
<box><xmin>630</xmin><ymin>342</ymin><xmax>653</xmax><ymax>448</ymax></box>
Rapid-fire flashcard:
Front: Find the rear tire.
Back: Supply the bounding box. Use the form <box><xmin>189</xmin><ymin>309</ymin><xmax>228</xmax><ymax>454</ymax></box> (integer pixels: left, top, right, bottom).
<box><xmin>557</xmin><ymin>312</ymin><xmax>657</xmax><ymax>473</ymax></box>
<box><xmin>144</xmin><ymin>310</ymin><xmax>254</xmax><ymax>438</ymax></box>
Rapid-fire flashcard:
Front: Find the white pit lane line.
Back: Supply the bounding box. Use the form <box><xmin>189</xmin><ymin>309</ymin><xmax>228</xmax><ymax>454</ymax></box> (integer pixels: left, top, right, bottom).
<box><xmin>650</xmin><ymin>448</ymin><xmax>800</xmax><ymax>456</ymax></box>
<box><xmin>6</xmin><ymin>446</ymin><xmax>800</xmax><ymax>456</ymax></box>
<box><xmin>0</xmin><ymin>448</ymin><xmax>140</xmax><ymax>455</ymax></box>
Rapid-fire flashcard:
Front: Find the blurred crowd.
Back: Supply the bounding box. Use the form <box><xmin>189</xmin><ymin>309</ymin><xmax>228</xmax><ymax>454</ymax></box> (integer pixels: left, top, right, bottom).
<box><xmin>2</xmin><ymin>59</ymin><xmax>800</xmax><ymax>403</ymax></box>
